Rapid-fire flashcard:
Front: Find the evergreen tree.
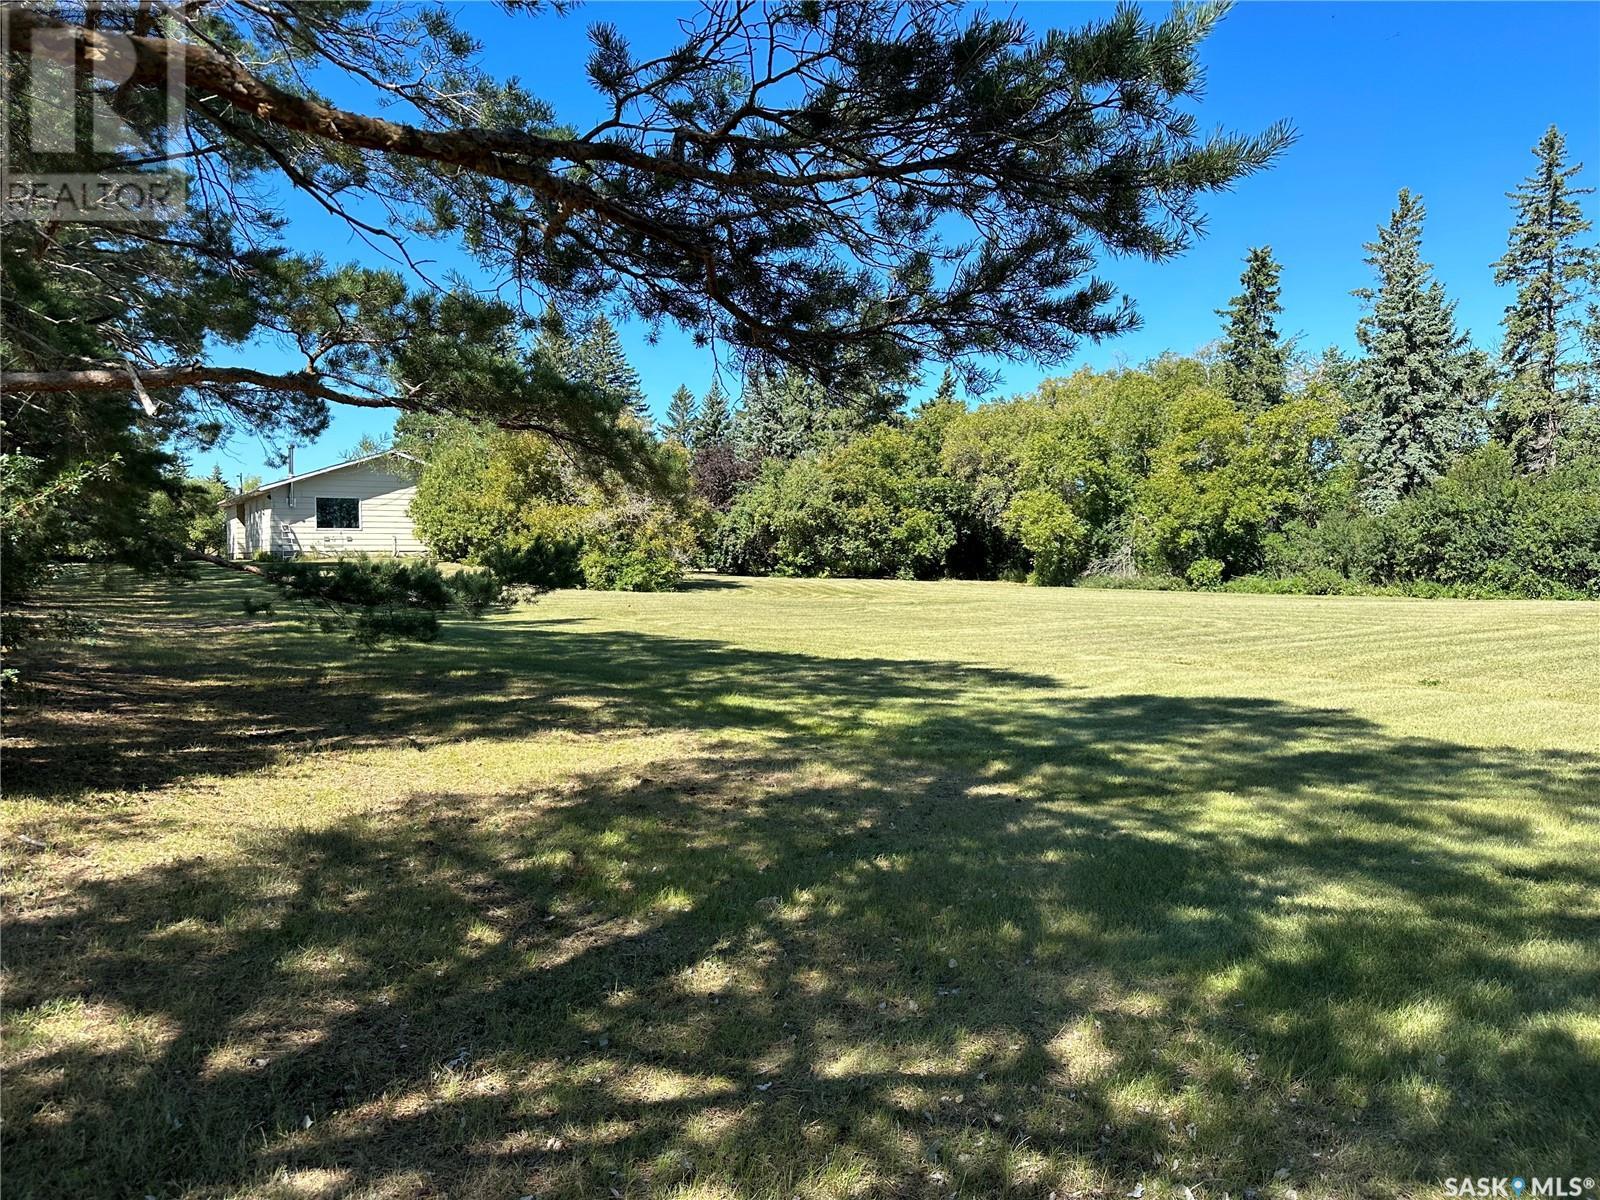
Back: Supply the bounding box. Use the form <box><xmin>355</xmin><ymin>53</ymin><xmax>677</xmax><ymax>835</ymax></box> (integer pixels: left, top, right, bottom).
<box><xmin>1582</xmin><ymin>298</ymin><xmax>1600</xmax><ymax>412</ymax></box>
<box><xmin>914</xmin><ymin>368</ymin><xmax>965</xmax><ymax>422</ymax></box>
<box><xmin>533</xmin><ymin>306</ymin><xmax>580</xmax><ymax>378</ymax></box>
<box><xmin>735</xmin><ymin>366</ymin><xmax>817</xmax><ymax>461</ymax></box>
<box><xmin>734</xmin><ymin>367</ymin><xmax>780</xmax><ymax>459</ymax></box>
<box><xmin>576</xmin><ymin>315</ymin><xmax>651</xmax><ymax>428</ymax></box>
<box><xmin>696</xmin><ymin>378</ymin><xmax>733</xmax><ymax>447</ymax></box>
<box><xmin>663</xmin><ymin>386</ymin><xmax>700</xmax><ymax>448</ymax></box>
<box><xmin>1351</xmin><ymin>190</ymin><xmax>1481</xmax><ymax>510</ymax></box>
<box><xmin>342</xmin><ymin>433</ymin><xmax>393</xmax><ymax>461</ymax></box>
<box><xmin>910</xmin><ymin>368</ymin><xmax>967</xmax><ymax>452</ymax></box>
<box><xmin>1217</xmin><ymin>247</ymin><xmax>1290</xmax><ymax>411</ymax></box>
<box><xmin>1491</xmin><ymin>125</ymin><xmax>1599</xmax><ymax>472</ymax></box>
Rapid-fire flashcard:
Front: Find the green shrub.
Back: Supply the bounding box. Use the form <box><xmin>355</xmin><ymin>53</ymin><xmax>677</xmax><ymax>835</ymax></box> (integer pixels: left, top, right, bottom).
<box><xmin>714</xmin><ymin>427</ymin><xmax>969</xmax><ymax>579</ymax></box>
<box><xmin>409</xmin><ymin>422</ymin><xmax>698</xmax><ymax>592</ymax></box>
<box><xmin>1135</xmin><ymin>389</ymin><xmax>1343</xmax><ymax>579</ymax></box>
<box><xmin>1185</xmin><ymin>557</ymin><xmax>1225</xmax><ymax>589</ymax></box>
<box><xmin>579</xmin><ymin>543</ymin><xmax>680</xmax><ymax>592</ymax></box>
<box><xmin>1299</xmin><ymin>566</ymin><xmax>1353</xmax><ymax>595</ymax></box>
<box><xmin>578</xmin><ymin>509</ymin><xmax>690</xmax><ymax>592</ymax></box>
<box><xmin>1223</xmin><ymin>568</ymin><xmax>1350</xmax><ymax>596</ymax></box>
<box><xmin>1249</xmin><ymin>447</ymin><xmax>1598</xmax><ymax>599</ymax></box>
<box><xmin>478</xmin><ymin>536</ymin><xmax>583</xmax><ymax>589</ymax></box>
<box><xmin>444</xmin><ymin>567</ymin><xmax>504</xmax><ymax>615</ymax></box>
<box><xmin>1072</xmin><ymin>573</ymin><xmax>1187</xmax><ymax>591</ymax></box>
<box><xmin>263</xmin><ymin>557</ymin><xmax>502</xmax><ymax>645</ymax></box>
<box><xmin>1506</xmin><ymin>458</ymin><xmax>1600</xmax><ymax>596</ymax></box>
<box><xmin>1351</xmin><ymin>447</ymin><xmax>1599</xmax><ymax>597</ymax></box>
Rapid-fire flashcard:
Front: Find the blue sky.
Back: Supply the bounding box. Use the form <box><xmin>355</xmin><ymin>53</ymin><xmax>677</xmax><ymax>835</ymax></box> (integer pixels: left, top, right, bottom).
<box><xmin>193</xmin><ymin>1</ymin><xmax>1600</xmax><ymax>485</ymax></box>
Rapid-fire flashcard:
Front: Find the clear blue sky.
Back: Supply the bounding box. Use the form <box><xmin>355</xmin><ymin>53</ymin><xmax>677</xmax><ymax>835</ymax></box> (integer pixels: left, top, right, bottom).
<box><xmin>193</xmin><ymin>1</ymin><xmax>1600</xmax><ymax>486</ymax></box>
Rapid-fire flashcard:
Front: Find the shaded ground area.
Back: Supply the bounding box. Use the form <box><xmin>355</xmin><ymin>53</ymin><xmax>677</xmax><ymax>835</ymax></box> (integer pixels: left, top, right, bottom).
<box><xmin>4</xmin><ymin>572</ymin><xmax>1598</xmax><ymax>1200</ymax></box>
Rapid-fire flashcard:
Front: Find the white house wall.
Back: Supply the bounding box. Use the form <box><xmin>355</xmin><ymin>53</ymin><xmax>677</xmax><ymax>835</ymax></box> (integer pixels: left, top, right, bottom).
<box><xmin>231</xmin><ymin>460</ymin><xmax>427</xmax><ymax>558</ymax></box>
<box><xmin>225</xmin><ymin>497</ymin><xmax>273</xmax><ymax>558</ymax></box>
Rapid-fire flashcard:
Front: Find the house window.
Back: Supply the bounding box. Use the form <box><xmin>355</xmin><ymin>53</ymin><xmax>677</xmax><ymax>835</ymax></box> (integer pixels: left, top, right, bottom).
<box><xmin>315</xmin><ymin>497</ymin><xmax>360</xmax><ymax>529</ymax></box>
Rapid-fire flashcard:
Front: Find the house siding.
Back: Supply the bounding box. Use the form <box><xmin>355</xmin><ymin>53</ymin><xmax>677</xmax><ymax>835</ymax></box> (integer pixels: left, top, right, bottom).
<box><xmin>226</xmin><ymin>459</ymin><xmax>426</xmax><ymax>558</ymax></box>
<box><xmin>225</xmin><ymin>496</ymin><xmax>273</xmax><ymax>559</ymax></box>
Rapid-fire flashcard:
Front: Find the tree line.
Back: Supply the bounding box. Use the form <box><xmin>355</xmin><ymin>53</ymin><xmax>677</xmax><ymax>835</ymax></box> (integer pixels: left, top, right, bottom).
<box><xmin>4</xmin><ymin>4</ymin><xmax>1594</xmax><ymax>665</ymax></box>
<box><xmin>644</xmin><ymin>125</ymin><xmax>1596</xmax><ymax>597</ymax></box>
<box><xmin>4</xmin><ymin>0</ymin><xmax>1288</xmax><ymax>655</ymax></box>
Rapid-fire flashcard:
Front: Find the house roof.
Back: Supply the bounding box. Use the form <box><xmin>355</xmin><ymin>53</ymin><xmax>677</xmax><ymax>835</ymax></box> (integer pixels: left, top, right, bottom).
<box><xmin>219</xmin><ymin>449</ymin><xmax>423</xmax><ymax>507</ymax></box>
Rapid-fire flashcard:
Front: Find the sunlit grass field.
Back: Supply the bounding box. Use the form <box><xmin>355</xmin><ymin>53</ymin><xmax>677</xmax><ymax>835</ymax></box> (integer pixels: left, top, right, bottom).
<box><xmin>4</xmin><ymin>571</ymin><xmax>1598</xmax><ymax>1200</ymax></box>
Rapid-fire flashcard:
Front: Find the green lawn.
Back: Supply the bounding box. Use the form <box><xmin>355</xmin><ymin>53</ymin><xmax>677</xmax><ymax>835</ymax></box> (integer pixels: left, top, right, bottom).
<box><xmin>4</xmin><ymin>572</ymin><xmax>1598</xmax><ymax>1200</ymax></box>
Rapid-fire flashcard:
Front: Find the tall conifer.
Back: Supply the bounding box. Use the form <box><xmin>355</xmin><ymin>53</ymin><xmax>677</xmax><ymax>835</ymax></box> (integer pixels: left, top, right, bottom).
<box><xmin>1351</xmin><ymin>190</ymin><xmax>1481</xmax><ymax>510</ymax></box>
<box><xmin>576</xmin><ymin>315</ymin><xmax>651</xmax><ymax>427</ymax></box>
<box><xmin>735</xmin><ymin>367</ymin><xmax>780</xmax><ymax>459</ymax></box>
<box><xmin>534</xmin><ymin>306</ymin><xmax>580</xmax><ymax>379</ymax></box>
<box><xmin>1491</xmin><ymin>125</ymin><xmax>1598</xmax><ymax>471</ymax></box>
<box><xmin>696</xmin><ymin>378</ymin><xmax>733</xmax><ymax>447</ymax></box>
<box><xmin>663</xmin><ymin>385</ymin><xmax>700</xmax><ymax>447</ymax></box>
<box><xmin>1217</xmin><ymin>246</ymin><xmax>1289</xmax><ymax>411</ymax></box>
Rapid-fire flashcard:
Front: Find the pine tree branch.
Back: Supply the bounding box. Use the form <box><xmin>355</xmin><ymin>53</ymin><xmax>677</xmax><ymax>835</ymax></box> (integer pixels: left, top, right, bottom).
<box><xmin>6</xmin><ymin>9</ymin><xmax>704</xmax><ymax>250</ymax></box>
<box><xmin>5</xmin><ymin>4</ymin><xmax>1291</xmax><ymax>383</ymax></box>
<box><xmin>3</xmin><ymin>363</ymin><xmax>397</xmax><ymax>409</ymax></box>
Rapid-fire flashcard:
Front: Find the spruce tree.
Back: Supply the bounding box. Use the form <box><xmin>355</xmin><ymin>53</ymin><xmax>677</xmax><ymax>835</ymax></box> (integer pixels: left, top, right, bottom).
<box><xmin>1583</xmin><ymin>299</ymin><xmax>1600</xmax><ymax>409</ymax></box>
<box><xmin>576</xmin><ymin>315</ymin><xmax>651</xmax><ymax>428</ymax></box>
<box><xmin>696</xmin><ymin>378</ymin><xmax>733</xmax><ymax>447</ymax></box>
<box><xmin>1217</xmin><ymin>246</ymin><xmax>1289</xmax><ymax>411</ymax></box>
<box><xmin>1491</xmin><ymin>125</ymin><xmax>1598</xmax><ymax>472</ymax></box>
<box><xmin>1351</xmin><ymin>190</ymin><xmax>1480</xmax><ymax>510</ymax></box>
<box><xmin>734</xmin><ymin>367</ymin><xmax>781</xmax><ymax>459</ymax></box>
<box><xmin>663</xmin><ymin>385</ymin><xmax>700</xmax><ymax>448</ymax></box>
<box><xmin>534</xmin><ymin>307</ymin><xmax>581</xmax><ymax>381</ymax></box>
<box><xmin>915</xmin><ymin>368</ymin><xmax>965</xmax><ymax>422</ymax></box>
<box><xmin>737</xmin><ymin>366</ymin><xmax>827</xmax><ymax>461</ymax></box>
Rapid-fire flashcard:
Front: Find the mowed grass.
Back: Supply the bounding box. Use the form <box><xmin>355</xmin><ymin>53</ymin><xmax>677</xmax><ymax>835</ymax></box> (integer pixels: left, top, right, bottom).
<box><xmin>3</xmin><ymin>571</ymin><xmax>1598</xmax><ymax>1200</ymax></box>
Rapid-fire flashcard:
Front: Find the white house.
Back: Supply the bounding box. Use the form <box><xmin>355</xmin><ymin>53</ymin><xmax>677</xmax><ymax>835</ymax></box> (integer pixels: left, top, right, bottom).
<box><xmin>222</xmin><ymin>449</ymin><xmax>428</xmax><ymax>559</ymax></box>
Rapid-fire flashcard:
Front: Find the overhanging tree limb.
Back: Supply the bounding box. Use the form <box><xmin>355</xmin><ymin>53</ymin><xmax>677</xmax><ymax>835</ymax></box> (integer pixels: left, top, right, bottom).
<box><xmin>6</xmin><ymin>3</ymin><xmax>1293</xmax><ymax>384</ymax></box>
<box><xmin>3</xmin><ymin>363</ymin><xmax>396</xmax><ymax>407</ymax></box>
<box><xmin>6</xmin><ymin>9</ymin><xmax>696</xmax><ymax>243</ymax></box>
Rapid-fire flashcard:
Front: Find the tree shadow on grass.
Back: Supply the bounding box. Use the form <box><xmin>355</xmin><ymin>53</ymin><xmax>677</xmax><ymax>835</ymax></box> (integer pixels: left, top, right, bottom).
<box><xmin>5</xmin><ymin>571</ymin><xmax>1072</xmax><ymax>797</ymax></box>
<box><xmin>5</xmin><ymin>574</ymin><xmax>1600</xmax><ymax>1198</ymax></box>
